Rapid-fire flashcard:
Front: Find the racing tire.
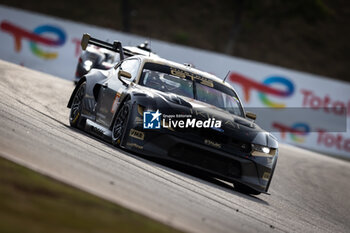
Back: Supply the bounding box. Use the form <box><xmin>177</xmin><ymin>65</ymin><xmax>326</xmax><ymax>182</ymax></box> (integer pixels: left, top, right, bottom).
<box><xmin>69</xmin><ymin>82</ymin><xmax>86</xmax><ymax>128</ymax></box>
<box><xmin>111</xmin><ymin>100</ymin><xmax>131</xmax><ymax>147</ymax></box>
<box><xmin>233</xmin><ymin>182</ymin><xmax>261</xmax><ymax>195</ymax></box>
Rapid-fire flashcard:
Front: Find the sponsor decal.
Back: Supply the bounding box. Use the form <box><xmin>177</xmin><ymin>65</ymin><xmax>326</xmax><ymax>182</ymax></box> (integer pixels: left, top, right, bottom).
<box><xmin>0</xmin><ymin>20</ymin><xmax>66</xmax><ymax>59</ymax></box>
<box><xmin>110</xmin><ymin>90</ymin><xmax>122</xmax><ymax>113</ymax></box>
<box><xmin>211</xmin><ymin>127</ymin><xmax>224</xmax><ymax>133</ymax></box>
<box><xmin>204</xmin><ymin>139</ymin><xmax>221</xmax><ymax>148</ymax></box>
<box><xmin>126</xmin><ymin>142</ymin><xmax>143</xmax><ymax>150</ymax></box>
<box><xmin>137</xmin><ymin>105</ymin><xmax>144</xmax><ymax>116</ymax></box>
<box><xmin>135</xmin><ymin>116</ymin><xmax>143</xmax><ymax>124</ymax></box>
<box><xmin>262</xmin><ymin>172</ymin><xmax>271</xmax><ymax>181</ymax></box>
<box><xmin>129</xmin><ymin>129</ymin><xmax>145</xmax><ymax>140</ymax></box>
<box><xmin>229</xmin><ymin>73</ymin><xmax>294</xmax><ymax>107</ymax></box>
<box><xmin>170</xmin><ymin>67</ymin><xmax>214</xmax><ymax>87</ymax></box>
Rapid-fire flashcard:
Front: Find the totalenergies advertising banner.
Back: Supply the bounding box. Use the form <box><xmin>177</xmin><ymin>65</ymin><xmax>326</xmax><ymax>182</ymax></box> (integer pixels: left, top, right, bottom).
<box><xmin>0</xmin><ymin>5</ymin><xmax>349</xmax><ymax>159</ymax></box>
<box><xmin>0</xmin><ymin>5</ymin><xmax>149</xmax><ymax>79</ymax></box>
<box><xmin>228</xmin><ymin>71</ymin><xmax>349</xmax><ymax>159</ymax></box>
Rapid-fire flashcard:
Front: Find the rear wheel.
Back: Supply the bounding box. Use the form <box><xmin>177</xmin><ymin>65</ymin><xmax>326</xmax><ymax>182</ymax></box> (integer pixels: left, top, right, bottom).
<box><xmin>233</xmin><ymin>182</ymin><xmax>261</xmax><ymax>195</ymax></box>
<box><xmin>69</xmin><ymin>82</ymin><xmax>86</xmax><ymax>128</ymax></box>
<box><xmin>112</xmin><ymin>101</ymin><xmax>131</xmax><ymax>146</ymax></box>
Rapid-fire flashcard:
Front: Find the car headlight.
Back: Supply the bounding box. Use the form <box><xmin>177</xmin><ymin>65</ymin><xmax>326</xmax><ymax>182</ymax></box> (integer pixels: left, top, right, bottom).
<box><xmin>251</xmin><ymin>144</ymin><xmax>276</xmax><ymax>157</ymax></box>
<box><xmin>83</xmin><ymin>60</ymin><xmax>93</xmax><ymax>71</ymax></box>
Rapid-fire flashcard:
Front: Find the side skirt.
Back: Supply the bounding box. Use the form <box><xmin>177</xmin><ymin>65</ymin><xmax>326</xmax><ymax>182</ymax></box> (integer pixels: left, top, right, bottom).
<box><xmin>85</xmin><ymin>119</ymin><xmax>112</xmax><ymax>142</ymax></box>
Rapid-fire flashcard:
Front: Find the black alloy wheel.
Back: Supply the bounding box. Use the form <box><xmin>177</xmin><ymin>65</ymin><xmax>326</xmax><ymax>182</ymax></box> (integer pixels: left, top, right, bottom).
<box><xmin>69</xmin><ymin>82</ymin><xmax>86</xmax><ymax>128</ymax></box>
<box><xmin>112</xmin><ymin>101</ymin><xmax>130</xmax><ymax>146</ymax></box>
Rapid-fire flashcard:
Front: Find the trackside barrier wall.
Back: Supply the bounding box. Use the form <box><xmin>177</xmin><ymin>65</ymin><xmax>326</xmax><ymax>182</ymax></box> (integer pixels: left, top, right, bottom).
<box><xmin>1</xmin><ymin>5</ymin><xmax>349</xmax><ymax>159</ymax></box>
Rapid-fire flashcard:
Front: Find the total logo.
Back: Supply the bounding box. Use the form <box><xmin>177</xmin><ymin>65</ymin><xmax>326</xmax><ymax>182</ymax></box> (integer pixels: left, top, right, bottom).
<box><xmin>273</xmin><ymin>121</ymin><xmax>350</xmax><ymax>153</ymax></box>
<box><xmin>229</xmin><ymin>72</ymin><xmax>295</xmax><ymax>107</ymax></box>
<box><xmin>0</xmin><ymin>20</ymin><xmax>66</xmax><ymax>59</ymax></box>
<box><xmin>272</xmin><ymin>122</ymin><xmax>310</xmax><ymax>143</ymax></box>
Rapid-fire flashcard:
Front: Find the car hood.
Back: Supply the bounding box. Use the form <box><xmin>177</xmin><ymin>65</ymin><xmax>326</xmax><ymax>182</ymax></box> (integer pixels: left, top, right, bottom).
<box><xmin>132</xmin><ymin>85</ymin><xmax>278</xmax><ymax>148</ymax></box>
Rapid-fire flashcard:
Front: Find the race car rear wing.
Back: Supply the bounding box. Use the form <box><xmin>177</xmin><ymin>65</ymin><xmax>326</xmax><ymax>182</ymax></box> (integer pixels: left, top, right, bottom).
<box><xmin>81</xmin><ymin>33</ymin><xmax>136</xmax><ymax>60</ymax></box>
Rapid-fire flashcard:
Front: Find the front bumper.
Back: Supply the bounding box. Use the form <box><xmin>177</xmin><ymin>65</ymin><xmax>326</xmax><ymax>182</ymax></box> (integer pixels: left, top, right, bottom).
<box><xmin>122</xmin><ymin>123</ymin><xmax>278</xmax><ymax>193</ymax></box>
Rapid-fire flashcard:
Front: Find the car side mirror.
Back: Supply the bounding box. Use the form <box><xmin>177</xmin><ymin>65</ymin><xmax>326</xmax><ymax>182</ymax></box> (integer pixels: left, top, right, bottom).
<box><xmin>118</xmin><ymin>70</ymin><xmax>132</xmax><ymax>86</ymax></box>
<box><xmin>246</xmin><ymin>112</ymin><xmax>257</xmax><ymax>121</ymax></box>
<box><xmin>81</xmin><ymin>33</ymin><xmax>90</xmax><ymax>50</ymax></box>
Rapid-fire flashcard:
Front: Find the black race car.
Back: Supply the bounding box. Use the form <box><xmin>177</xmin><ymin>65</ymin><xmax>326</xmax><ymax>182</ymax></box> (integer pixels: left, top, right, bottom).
<box><xmin>68</xmin><ymin>34</ymin><xmax>279</xmax><ymax>195</ymax></box>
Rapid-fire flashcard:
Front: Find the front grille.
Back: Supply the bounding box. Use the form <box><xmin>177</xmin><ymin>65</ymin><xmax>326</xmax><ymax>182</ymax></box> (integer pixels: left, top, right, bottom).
<box><xmin>199</xmin><ymin>128</ymin><xmax>229</xmax><ymax>144</ymax></box>
<box><xmin>169</xmin><ymin>144</ymin><xmax>241</xmax><ymax>177</ymax></box>
<box><xmin>169</xmin><ymin>123</ymin><xmax>251</xmax><ymax>154</ymax></box>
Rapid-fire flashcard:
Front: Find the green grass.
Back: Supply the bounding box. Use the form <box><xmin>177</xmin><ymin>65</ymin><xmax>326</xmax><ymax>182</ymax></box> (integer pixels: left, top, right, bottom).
<box><xmin>0</xmin><ymin>156</ymin><xmax>182</xmax><ymax>233</ymax></box>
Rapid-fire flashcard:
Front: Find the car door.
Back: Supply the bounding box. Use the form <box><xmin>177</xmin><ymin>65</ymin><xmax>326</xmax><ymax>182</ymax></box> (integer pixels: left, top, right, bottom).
<box><xmin>95</xmin><ymin>58</ymin><xmax>141</xmax><ymax>127</ymax></box>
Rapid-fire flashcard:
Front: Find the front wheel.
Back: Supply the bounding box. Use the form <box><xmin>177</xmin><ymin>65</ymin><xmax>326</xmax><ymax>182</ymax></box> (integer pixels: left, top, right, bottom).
<box><xmin>69</xmin><ymin>82</ymin><xmax>86</xmax><ymax>128</ymax></box>
<box><xmin>111</xmin><ymin>101</ymin><xmax>131</xmax><ymax>146</ymax></box>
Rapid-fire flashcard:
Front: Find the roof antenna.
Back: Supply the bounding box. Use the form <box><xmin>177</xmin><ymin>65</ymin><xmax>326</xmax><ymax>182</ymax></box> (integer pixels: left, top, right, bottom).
<box><xmin>145</xmin><ymin>28</ymin><xmax>151</xmax><ymax>57</ymax></box>
<box><xmin>223</xmin><ymin>71</ymin><xmax>230</xmax><ymax>82</ymax></box>
<box><xmin>149</xmin><ymin>39</ymin><xmax>151</xmax><ymax>57</ymax></box>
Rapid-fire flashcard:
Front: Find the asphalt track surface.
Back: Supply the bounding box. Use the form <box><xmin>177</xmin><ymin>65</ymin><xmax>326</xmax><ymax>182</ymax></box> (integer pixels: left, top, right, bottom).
<box><xmin>0</xmin><ymin>60</ymin><xmax>350</xmax><ymax>233</ymax></box>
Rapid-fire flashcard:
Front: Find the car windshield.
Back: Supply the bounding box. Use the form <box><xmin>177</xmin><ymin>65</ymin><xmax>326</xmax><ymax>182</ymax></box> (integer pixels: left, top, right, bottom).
<box><xmin>139</xmin><ymin>63</ymin><xmax>244</xmax><ymax>117</ymax></box>
<box><xmin>195</xmin><ymin>82</ymin><xmax>243</xmax><ymax>116</ymax></box>
<box><xmin>140</xmin><ymin>69</ymin><xmax>194</xmax><ymax>98</ymax></box>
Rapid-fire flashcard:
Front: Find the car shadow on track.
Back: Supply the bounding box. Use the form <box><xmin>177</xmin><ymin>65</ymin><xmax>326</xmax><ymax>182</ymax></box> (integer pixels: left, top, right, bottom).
<box><xmin>67</xmin><ymin>126</ymin><xmax>269</xmax><ymax>206</ymax></box>
<box><xmin>139</xmin><ymin>157</ymin><xmax>270</xmax><ymax>206</ymax></box>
